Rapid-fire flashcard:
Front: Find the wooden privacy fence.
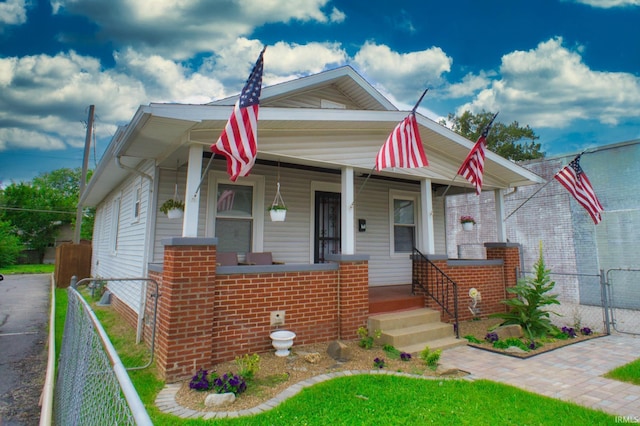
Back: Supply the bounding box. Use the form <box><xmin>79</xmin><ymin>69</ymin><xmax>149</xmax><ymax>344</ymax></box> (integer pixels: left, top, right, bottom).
<box><xmin>54</xmin><ymin>242</ymin><xmax>92</xmax><ymax>288</ymax></box>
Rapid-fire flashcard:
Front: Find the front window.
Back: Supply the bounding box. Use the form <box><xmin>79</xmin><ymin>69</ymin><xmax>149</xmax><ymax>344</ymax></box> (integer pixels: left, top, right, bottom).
<box><xmin>392</xmin><ymin>197</ymin><xmax>416</xmax><ymax>253</ymax></box>
<box><xmin>215</xmin><ymin>184</ymin><xmax>253</xmax><ymax>253</ymax></box>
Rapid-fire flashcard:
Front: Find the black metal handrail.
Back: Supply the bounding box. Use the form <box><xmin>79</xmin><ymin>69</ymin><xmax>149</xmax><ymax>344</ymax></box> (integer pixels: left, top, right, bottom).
<box><xmin>412</xmin><ymin>248</ymin><xmax>459</xmax><ymax>338</ymax></box>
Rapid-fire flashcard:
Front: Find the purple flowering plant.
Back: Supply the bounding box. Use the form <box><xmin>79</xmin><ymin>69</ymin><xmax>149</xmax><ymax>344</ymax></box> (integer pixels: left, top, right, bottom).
<box><xmin>213</xmin><ymin>373</ymin><xmax>247</xmax><ymax>395</ymax></box>
<box><xmin>400</xmin><ymin>352</ymin><xmax>412</xmax><ymax>361</ymax></box>
<box><xmin>561</xmin><ymin>326</ymin><xmax>577</xmax><ymax>338</ymax></box>
<box><xmin>373</xmin><ymin>357</ymin><xmax>386</xmax><ymax>369</ymax></box>
<box><xmin>580</xmin><ymin>327</ymin><xmax>593</xmax><ymax>336</ymax></box>
<box><xmin>485</xmin><ymin>332</ymin><xmax>499</xmax><ymax>343</ymax></box>
<box><xmin>189</xmin><ymin>368</ymin><xmax>214</xmax><ymax>391</ymax></box>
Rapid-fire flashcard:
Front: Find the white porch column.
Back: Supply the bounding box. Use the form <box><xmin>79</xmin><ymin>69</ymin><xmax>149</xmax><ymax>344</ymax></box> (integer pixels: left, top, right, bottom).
<box><xmin>494</xmin><ymin>188</ymin><xmax>507</xmax><ymax>243</ymax></box>
<box><xmin>420</xmin><ymin>178</ymin><xmax>435</xmax><ymax>254</ymax></box>
<box><xmin>341</xmin><ymin>166</ymin><xmax>355</xmax><ymax>255</ymax></box>
<box><xmin>182</xmin><ymin>144</ymin><xmax>203</xmax><ymax>237</ymax></box>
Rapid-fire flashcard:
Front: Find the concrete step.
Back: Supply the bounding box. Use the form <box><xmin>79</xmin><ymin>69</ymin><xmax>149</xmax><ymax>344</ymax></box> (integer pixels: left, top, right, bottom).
<box><xmin>379</xmin><ymin>322</ymin><xmax>454</xmax><ymax>348</ymax></box>
<box><xmin>368</xmin><ymin>308</ymin><xmax>441</xmax><ymax>331</ymax></box>
<box><xmin>398</xmin><ymin>336</ymin><xmax>467</xmax><ymax>355</ymax></box>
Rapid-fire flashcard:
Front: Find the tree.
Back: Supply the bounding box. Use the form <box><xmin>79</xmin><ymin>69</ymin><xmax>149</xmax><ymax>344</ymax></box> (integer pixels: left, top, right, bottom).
<box><xmin>0</xmin><ymin>167</ymin><xmax>94</xmax><ymax>263</ymax></box>
<box><xmin>444</xmin><ymin>110</ymin><xmax>545</xmax><ymax>161</ymax></box>
<box><xmin>0</xmin><ymin>220</ymin><xmax>22</xmax><ymax>267</ymax></box>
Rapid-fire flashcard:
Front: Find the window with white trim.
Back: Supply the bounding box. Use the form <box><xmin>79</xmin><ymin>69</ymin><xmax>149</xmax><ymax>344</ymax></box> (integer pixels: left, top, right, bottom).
<box><xmin>214</xmin><ymin>183</ymin><xmax>254</xmax><ymax>254</ymax></box>
<box><xmin>390</xmin><ymin>192</ymin><xmax>417</xmax><ymax>254</ymax></box>
<box><xmin>132</xmin><ymin>185</ymin><xmax>142</xmax><ymax>222</ymax></box>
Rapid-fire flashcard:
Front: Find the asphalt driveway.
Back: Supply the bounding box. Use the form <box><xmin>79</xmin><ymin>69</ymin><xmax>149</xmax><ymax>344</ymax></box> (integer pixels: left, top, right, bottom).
<box><xmin>0</xmin><ymin>273</ymin><xmax>50</xmax><ymax>426</ymax></box>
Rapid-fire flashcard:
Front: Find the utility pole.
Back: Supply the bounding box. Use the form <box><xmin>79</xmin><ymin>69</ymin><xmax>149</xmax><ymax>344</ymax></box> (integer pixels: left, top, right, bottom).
<box><xmin>73</xmin><ymin>105</ymin><xmax>94</xmax><ymax>244</ymax></box>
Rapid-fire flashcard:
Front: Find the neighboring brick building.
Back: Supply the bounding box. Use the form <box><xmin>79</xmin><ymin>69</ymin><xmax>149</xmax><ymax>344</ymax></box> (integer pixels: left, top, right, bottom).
<box><xmin>446</xmin><ymin>139</ymin><xmax>640</xmax><ymax>308</ymax></box>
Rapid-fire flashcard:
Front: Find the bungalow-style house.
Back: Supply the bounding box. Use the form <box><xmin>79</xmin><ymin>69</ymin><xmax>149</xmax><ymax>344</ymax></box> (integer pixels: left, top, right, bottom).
<box><xmin>81</xmin><ymin>66</ymin><xmax>544</xmax><ymax>381</ymax></box>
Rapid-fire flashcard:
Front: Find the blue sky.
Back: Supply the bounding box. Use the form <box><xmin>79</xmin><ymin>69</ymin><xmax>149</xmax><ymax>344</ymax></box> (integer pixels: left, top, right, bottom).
<box><xmin>1</xmin><ymin>0</ymin><xmax>639</xmax><ymax>185</ymax></box>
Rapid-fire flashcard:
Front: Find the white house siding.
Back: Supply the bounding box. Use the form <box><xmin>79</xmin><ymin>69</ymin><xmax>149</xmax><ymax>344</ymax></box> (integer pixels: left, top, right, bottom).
<box><xmin>91</xmin><ymin>160</ymin><xmax>155</xmax><ymax>313</ymax></box>
<box><xmin>261</xmin><ymin>87</ymin><xmax>362</xmax><ymax>110</ymax></box>
<box><xmin>151</xmin><ymin>160</ymin><xmax>445</xmax><ymax>286</ymax></box>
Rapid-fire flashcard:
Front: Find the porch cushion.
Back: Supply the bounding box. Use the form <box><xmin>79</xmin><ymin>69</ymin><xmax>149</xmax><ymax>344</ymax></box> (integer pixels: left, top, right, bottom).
<box><xmin>245</xmin><ymin>252</ymin><xmax>283</xmax><ymax>265</ymax></box>
<box><xmin>216</xmin><ymin>252</ymin><xmax>238</xmax><ymax>266</ymax></box>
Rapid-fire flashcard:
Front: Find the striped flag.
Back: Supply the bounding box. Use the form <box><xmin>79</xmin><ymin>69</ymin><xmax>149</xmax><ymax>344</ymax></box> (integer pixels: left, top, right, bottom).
<box><xmin>375</xmin><ymin>112</ymin><xmax>428</xmax><ymax>171</ymax></box>
<box><xmin>554</xmin><ymin>155</ymin><xmax>604</xmax><ymax>224</ymax></box>
<box><xmin>211</xmin><ymin>48</ymin><xmax>265</xmax><ymax>181</ymax></box>
<box><xmin>457</xmin><ymin>112</ymin><xmax>498</xmax><ymax>195</ymax></box>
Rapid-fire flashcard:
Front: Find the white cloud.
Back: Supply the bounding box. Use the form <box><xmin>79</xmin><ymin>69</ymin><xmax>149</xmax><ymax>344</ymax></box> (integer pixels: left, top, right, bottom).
<box><xmin>572</xmin><ymin>0</ymin><xmax>640</xmax><ymax>8</ymax></box>
<box><xmin>353</xmin><ymin>41</ymin><xmax>452</xmax><ymax>100</ymax></box>
<box><xmin>50</xmin><ymin>0</ymin><xmax>342</xmax><ymax>60</ymax></box>
<box><xmin>455</xmin><ymin>37</ymin><xmax>640</xmax><ymax>129</ymax></box>
<box><xmin>0</xmin><ymin>0</ymin><xmax>30</xmax><ymax>27</ymax></box>
<box><xmin>0</xmin><ymin>51</ymin><xmax>145</xmax><ymax>151</ymax></box>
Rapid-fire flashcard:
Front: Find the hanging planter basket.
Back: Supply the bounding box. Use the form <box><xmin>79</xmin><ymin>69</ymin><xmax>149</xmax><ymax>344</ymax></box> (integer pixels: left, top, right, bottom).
<box><xmin>167</xmin><ymin>208</ymin><xmax>184</xmax><ymax>219</ymax></box>
<box><xmin>268</xmin><ymin>180</ymin><xmax>287</xmax><ymax>222</ymax></box>
<box><xmin>269</xmin><ymin>208</ymin><xmax>287</xmax><ymax>222</ymax></box>
<box><xmin>462</xmin><ymin>222</ymin><xmax>474</xmax><ymax>231</ymax></box>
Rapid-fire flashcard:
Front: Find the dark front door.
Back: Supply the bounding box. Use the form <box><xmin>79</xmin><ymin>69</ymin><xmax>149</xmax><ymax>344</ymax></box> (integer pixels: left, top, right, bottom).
<box><xmin>314</xmin><ymin>191</ymin><xmax>341</xmax><ymax>263</ymax></box>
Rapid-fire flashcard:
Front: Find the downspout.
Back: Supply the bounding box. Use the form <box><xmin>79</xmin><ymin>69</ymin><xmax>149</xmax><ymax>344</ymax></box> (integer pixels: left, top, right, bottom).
<box><xmin>116</xmin><ymin>156</ymin><xmax>154</xmax><ymax>182</ymax></box>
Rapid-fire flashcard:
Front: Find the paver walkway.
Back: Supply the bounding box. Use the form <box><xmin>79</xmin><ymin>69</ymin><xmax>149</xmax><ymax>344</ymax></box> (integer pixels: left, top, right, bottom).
<box><xmin>445</xmin><ymin>333</ymin><xmax>640</xmax><ymax>418</ymax></box>
<box><xmin>157</xmin><ymin>333</ymin><xmax>640</xmax><ymax>420</ymax></box>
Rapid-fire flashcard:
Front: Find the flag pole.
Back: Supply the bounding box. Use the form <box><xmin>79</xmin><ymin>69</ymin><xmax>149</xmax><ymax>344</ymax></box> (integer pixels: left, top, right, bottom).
<box><xmin>504</xmin><ymin>150</ymin><xmax>591</xmax><ymax>221</ymax></box>
<box><xmin>194</xmin><ymin>153</ymin><xmax>215</xmax><ymax>197</ymax></box>
<box><xmin>502</xmin><ymin>179</ymin><xmax>554</xmax><ymax>221</ymax></box>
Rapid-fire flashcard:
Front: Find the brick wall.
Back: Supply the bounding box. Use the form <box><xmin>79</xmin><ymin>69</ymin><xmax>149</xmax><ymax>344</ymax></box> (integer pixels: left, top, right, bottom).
<box><xmin>142</xmin><ymin>240</ymin><xmax>369</xmax><ymax>382</ymax></box>
<box><xmin>212</xmin><ymin>269</ymin><xmax>340</xmax><ymax>364</ymax></box>
<box><xmin>110</xmin><ymin>294</ymin><xmax>138</xmax><ymax>331</ymax></box>
<box><xmin>427</xmin><ymin>259</ymin><xmax>508</xmax><ymax>323</ymax></box>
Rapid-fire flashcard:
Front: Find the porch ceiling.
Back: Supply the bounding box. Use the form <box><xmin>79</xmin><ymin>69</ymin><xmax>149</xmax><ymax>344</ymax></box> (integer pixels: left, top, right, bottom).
<box><xmin>81</xmin><ymin>103</ymin><xmax>544</xmax><ymax>206</ymax></box>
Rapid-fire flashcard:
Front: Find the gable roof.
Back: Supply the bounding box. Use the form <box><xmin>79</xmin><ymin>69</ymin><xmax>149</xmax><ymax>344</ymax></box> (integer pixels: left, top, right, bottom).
<box><xmin>81</xmin><ymin>67</ymin><xmax>544</xmax><ymax>206</ymax></box>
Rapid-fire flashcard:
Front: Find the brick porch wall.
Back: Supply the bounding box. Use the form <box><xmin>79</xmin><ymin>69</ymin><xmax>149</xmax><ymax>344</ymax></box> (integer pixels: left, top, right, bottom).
<box><xmin>142</xmin><ymin>240</ymin><xmax>369</xmax><ymax>382</ymax></box>
<box><xmin>212</xmin><ymin>269</ymin><xmax>340</xmax><ymax>364</ymax></box>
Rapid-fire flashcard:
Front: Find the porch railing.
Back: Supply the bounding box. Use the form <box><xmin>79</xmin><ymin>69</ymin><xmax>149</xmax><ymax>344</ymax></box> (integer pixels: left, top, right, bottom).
<box><xmin>411</xmin><ymin>248</ymin><xmax>459</xmax><ymax>338</ymax></box>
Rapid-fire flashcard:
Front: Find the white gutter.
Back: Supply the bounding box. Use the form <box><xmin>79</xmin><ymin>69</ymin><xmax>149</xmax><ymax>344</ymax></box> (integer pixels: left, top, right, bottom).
<box><xmin>39</xmin><ymin>274</ymin><xmax>56</xmax><ymax>426</ymax></box>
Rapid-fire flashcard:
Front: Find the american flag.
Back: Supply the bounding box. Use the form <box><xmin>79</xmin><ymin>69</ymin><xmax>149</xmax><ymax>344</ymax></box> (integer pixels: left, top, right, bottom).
<box><xmin>211</xmin><ymin>48</ymin><xmax>265</xmax><ymax>181</ymax></box>
<box><xmin>375</xmin><ymin>112</ymin><xmax>428</xmax><ymax>171</ymax></box>
<box><xmin>554</xmin><ymin>155</ymin><xmax>604</xmax><ymax>224</ymax></box>
<box><xmin>457</xmin><ymin>112</ymin><xmax>498</xmax><ymax>195</ymax></box>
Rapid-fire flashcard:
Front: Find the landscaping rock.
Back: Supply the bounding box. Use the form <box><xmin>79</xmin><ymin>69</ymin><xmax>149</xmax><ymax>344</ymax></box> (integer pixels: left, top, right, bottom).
<box><xmin>304</xmin><ymin>352</ymin><xmax>321</xmax><ymax>364</ymax></box>
<box><xmin>435</xmin><ymin>363</ymin><xmax>461</xmax><ymax>376</ymax></box>
<box><xmin>327</xmin><ymin>340</ymin><xmax>351</xmax><ymax>362</ymax></box>
<box><xmin>504</xmin><ymin>346</ymin><xmax>527</xmax><ymax>354</ymax></box>
<box><xmin>204</xmin><ymin>392</ymin><xmax>236</xmax><ymax>407</ymax></box>
<box><xmin>494</xmin><ymin>324</ymin><xmax>523</xmax><ymax>340</ymax></box>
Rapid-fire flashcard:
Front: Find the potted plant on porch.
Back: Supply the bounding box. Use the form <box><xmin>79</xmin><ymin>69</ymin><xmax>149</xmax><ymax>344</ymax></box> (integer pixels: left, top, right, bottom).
<box><xmin>460</xmin><ymin>215</ymin><xmax>476</xmax><ymax>231</ymax></box>
<box><xmin>160</xmin><ymin>199</ymin><xmax>185</xmax><ymax>219</ymax></box>
<box><xmin>268</xmin><ymin>204</ymin><xmax>287</xmax><ymax>222</ymax></box>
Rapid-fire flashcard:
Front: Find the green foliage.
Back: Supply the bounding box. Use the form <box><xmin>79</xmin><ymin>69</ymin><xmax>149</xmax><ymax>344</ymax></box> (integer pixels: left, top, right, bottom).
<box><xmin>235</xmin><ymin>353</ymin><xmax>261</xmax><ymax>380</ymax></box>
<box><xmin>490</xmin><ymin>244</ymin><xmax>560</xmax><ymax>341</ymax></box>
<box><xmin>463</xmin><ymin>334</ymin><xmax>482</xmax><ymax>344</ymax></box>
<box><xmin>0</xmin><ymin>167</ymin><xmax>95</xmax><ymax>264</ymax></box>
<box><xmin>419</xmin><ymin>346</ymin><xmax>442</xmax><ymax>370</ymax></box>
<box><xmin>357</xmin><ymin>326</ymin><xmax>381</xmax><ymax>349</ymax></box>
<box><xmin>159</xmin><ymin>198</ymin><xmax>185</xmax><ymax>214</ymax></box>
<box><xmin>444</xmin><ymin>110</ymin><xmax>544</xmax><ymax>161</ymax></box>
<box><xmin>493</xmin><ymin>337</ymin><xmax>530</xmax><ymax>352</ymax></box>
<box><xmin>0</xmin><ymin>263</ymin><xmax>55</xmax><ymax>274</ymax></box>
<box><xmin>0</xmin><ymin>220</ymin><xmax>22</xmax><ymax>267</ymax></box>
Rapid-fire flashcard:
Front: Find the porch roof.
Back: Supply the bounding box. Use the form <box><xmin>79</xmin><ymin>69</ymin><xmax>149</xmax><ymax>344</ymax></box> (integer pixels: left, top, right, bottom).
<box><xmin>81</xmin><ymin>103</ymin><xmax>544</xmax><ymax>206</ymax></box>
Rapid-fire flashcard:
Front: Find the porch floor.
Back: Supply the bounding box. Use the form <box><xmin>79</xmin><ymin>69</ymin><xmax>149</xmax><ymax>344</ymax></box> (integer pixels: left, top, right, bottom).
<box><xmin>368</xmin><ymin>284</ymin><xmax>424</xmax><ymax>314</ymax></box>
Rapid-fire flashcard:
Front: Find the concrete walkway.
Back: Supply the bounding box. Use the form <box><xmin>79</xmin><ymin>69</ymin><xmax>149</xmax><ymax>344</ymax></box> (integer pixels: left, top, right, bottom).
<box><xmin>157</xmin><ymin>333</ymin><xmax>640</xmax><ymax>420</ymax></box>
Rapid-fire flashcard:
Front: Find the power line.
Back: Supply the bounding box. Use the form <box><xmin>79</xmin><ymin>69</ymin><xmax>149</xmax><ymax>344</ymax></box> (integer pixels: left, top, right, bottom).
<box><xmin>0</xmin><ymin>206</ymin><xmax>76</xmax><ymax>215</ymax></box>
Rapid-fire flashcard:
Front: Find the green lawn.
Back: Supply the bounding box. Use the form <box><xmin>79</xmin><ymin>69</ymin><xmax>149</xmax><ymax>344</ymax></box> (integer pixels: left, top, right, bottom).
<box><xmin>53</xmin><ymin>289</ymin><xmax>623</xmax><ymax>425</ymax></box>
<box><xmin>606</xmin><ymin>358</ymin><xmax>640</xmax><ymax>385</ymax></box>
<box><xmin>0</xmin><ymin>263</ymin><xmax>55</xmax><ymax>274</ymax></box>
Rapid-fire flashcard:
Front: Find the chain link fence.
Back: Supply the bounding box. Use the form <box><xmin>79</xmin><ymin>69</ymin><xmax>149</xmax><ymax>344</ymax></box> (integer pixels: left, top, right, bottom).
<box><xmin>607</xmin><ymin>268</ymin><xmax>640</xmax><ymax>335</ymax></box>
<box><xmin>519</xmin><ymin>268</ymin><xmax>640</xmax><ymax>336</ymax></box>
<box><xmin>53</xmin><ymin>284</ymin><xmax>152</xmax><ymax>426</ymax></box>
